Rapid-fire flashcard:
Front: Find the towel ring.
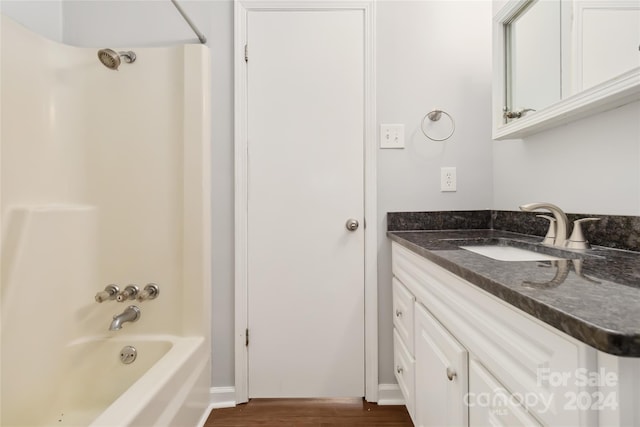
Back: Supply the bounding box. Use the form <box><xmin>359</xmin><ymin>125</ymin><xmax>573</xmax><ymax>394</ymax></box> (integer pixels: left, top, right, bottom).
<box><xmin>421</xmin><ymin>109</ymin><xmax>455</xmax><ymax>141</ymax></box>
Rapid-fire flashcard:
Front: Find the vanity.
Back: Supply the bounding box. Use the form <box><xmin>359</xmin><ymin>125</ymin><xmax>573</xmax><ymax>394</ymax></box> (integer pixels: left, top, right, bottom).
<box><xmin>388</xmin><ymin>212</ymin><xmax>640</xmax><ymax>427</ymax></box>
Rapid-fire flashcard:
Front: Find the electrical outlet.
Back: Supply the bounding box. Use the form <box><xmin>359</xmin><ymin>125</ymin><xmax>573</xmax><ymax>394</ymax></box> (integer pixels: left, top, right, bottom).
<box><xmin>441</xmin><ymin>167</ymin><xmax>457</xmax><ymax>192</ymax></box>
<box><xmin>380</xmin><ymin>124</ymin><xmax>405</xmax><ymax>149</ymax></box>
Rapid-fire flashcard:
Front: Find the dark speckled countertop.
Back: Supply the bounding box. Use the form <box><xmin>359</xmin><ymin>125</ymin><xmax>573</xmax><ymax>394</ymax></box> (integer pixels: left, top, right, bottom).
<box><xmin>388</xmin><ymin>229</ymin><xmax>640</xmax><ymax>357</ymax></box>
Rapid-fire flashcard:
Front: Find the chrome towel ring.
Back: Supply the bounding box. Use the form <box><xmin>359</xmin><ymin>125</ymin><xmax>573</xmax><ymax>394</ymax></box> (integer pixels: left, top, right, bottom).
<box><xmin>421</xmin><ymin>109</ymin><xmax>455</xmax><ymax>141</ymax></box>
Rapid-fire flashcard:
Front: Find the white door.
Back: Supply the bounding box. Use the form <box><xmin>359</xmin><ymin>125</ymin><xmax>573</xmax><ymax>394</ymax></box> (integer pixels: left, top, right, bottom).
<box><xmin>246</xmin><ymin>10</ymin><xmax>365</xmax><ymax>397</ymax></box>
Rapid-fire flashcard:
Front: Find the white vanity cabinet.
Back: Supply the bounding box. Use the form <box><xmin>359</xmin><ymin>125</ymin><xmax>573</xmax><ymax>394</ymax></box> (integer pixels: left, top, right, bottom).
<box><xmin>391</xmin><ymin>241</ymin><xmax>640</xmax><ymax>427</ymax></box>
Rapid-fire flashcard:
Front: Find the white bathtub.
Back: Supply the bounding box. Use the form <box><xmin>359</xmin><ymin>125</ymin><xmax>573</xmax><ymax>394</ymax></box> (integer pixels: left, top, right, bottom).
<box><xmin>35</xmin><ymin>335</ymin><xmax>208</xmax><ymax>427</ymax></box>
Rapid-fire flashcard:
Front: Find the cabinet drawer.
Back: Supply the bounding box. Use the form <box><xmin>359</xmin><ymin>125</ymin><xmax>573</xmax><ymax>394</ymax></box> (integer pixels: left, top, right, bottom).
<box><xmin>392</xmin><ymin>277</ymin><xmax>415</xmax><ymax>355</ymax></box>
<box><xmin>469</xmin><ymin>358</ymin><xmax>542</xmax><ymax>426</ymax></box>
<box><xmin>393</xmin><ymin>328</ymin><xmax>415</xmax><ymax>420</ymax></box>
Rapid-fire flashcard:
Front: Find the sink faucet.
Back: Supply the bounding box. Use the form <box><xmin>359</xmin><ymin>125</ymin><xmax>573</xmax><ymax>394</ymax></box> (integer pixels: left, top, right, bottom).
<box><xmin>519</xmin><ymin>202</ymin><xmax>569</xmax><ymax>247</ymax></box>
<box><xmin>109</xmin><ymin>305</ymin><xmax>141</xmax><ymax>331</ymax></box>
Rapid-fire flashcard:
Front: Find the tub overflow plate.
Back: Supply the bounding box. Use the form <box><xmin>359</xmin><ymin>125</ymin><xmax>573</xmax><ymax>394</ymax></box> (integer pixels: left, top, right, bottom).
<box><xmin>120</xmin><ymin>345</ymin><xmax>137</xmax><ymax>364</ymax></box>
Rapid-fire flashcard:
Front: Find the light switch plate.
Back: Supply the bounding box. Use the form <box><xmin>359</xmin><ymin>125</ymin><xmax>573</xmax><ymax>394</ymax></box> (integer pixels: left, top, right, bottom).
<box><xmin>380</xmin><ymin>124</ymin><xmax>405</xmax><ymax>149</ymax></box>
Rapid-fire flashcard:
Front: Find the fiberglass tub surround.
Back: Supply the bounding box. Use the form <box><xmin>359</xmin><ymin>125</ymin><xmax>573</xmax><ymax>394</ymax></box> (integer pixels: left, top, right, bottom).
<box><xmin>1</xmin><ymin>15</ymin><xmax>211</xmax><ymax>426</ymax></box>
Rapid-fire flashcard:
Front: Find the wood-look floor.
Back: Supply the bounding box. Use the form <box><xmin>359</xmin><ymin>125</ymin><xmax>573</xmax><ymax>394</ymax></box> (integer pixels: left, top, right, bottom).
<box><xmin>203</xmin><ymin>398</ymin><xmax>413</xmax><ymax>427</ymax></box>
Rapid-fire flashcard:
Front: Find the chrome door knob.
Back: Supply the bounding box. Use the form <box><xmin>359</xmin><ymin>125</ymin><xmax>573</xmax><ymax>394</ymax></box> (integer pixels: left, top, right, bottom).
<box><xmin>345</xmin><ymin>219</ymin><xmax>359</xmax><ymax>231</ymax></box>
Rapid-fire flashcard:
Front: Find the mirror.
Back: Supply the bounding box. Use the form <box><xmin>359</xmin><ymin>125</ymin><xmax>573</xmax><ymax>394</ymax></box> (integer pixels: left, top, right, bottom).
<box><xmin>493</xmin><ymin>0</ymin><xmax>640</xmax><ymax>139</ymax></box>
<box><xmin>507</xmin><ymin>0</ymin><xmax>563</xmax><ymax>114</ymax></box>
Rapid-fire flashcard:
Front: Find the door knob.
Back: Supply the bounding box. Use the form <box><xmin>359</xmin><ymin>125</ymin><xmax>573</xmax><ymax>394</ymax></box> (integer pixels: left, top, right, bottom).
<box><xmin>345</xmin><ymin>219</ymin><xmax>359</xmax><ymax>231</ymax></box>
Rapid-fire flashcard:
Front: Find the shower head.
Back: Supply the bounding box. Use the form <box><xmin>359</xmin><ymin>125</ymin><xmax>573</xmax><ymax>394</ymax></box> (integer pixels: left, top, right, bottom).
<box><xmin>97</xmin><ymin>49</ymin><xmax>136</xmax><ymax>70</ymax></box>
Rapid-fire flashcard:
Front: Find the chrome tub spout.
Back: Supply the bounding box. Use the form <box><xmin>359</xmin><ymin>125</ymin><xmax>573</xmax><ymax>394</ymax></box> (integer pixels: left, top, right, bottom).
<box><xmin>109</xmin><ymin>305</ymin><xmax>141</xmax><ymax>331</ymax></box>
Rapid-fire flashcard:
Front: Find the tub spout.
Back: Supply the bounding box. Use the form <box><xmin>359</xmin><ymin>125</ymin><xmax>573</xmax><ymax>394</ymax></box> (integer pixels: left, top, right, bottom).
<box><xmin>109</xmin><ymin>305</ymin><xmax>141</xmax><ymax>331</ymax></box>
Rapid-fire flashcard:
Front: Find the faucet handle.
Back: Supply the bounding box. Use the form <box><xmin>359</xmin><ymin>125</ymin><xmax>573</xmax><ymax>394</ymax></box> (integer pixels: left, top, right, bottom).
<box><xmin>116</xmin><ymin>285</ymin><xmax>139</xmax><ymax>302</ymax></box>
<box><xmin>566</xmin><ymin>217</ymin><xmax>600</xmax><ymax>250</ymax></box>
<box><xmin>536</xmin><ymin>215</ymin><xmax>556</xmax><ymax>245</ymax></box>
<box><xmin>136</xmin><ymin>283</ymin><xmax>160</xmax><ymax>302</ymax></box>
<box><xmin>95</xmin><ymin>284</ymin><xmax>120</xmax><ymax>303</ymax></box>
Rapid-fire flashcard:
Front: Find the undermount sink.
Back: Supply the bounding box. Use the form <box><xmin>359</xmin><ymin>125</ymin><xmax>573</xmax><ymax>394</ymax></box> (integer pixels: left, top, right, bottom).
<box><xmin>459</xmin><ymin>245</ymin><xmax>565</xmax><ymax>262</ymax></box>
<box><xmin>440</xmin><ymin>237</ymin><xmax>584</xmax><ymax>262</ymax></box>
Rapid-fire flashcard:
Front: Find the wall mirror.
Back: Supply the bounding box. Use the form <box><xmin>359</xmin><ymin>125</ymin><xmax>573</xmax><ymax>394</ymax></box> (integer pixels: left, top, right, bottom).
<box><xmin>492</xmin><ymin>0</ymin><xmax>640</xmax><ymax>140</ymax></box>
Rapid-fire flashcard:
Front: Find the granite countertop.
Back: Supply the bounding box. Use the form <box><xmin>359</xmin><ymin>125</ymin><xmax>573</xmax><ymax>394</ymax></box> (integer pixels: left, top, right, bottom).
<box><xmin>388</xmin><ymin>229</ymin><xmax>640</xmax><ymax>357</ymax></box>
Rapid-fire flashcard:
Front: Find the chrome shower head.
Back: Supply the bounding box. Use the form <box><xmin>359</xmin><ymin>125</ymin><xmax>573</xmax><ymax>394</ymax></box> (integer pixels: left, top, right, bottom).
<box><xmin>97</xmin><ymin>48</ymin><xmax>136</xmax><ymax>70</ymax></box>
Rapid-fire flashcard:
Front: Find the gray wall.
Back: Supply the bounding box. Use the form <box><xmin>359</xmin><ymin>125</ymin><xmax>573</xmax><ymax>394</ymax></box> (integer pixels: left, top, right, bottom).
<box><xmin>493</xmin><ymin>101</ymin><xmax>640</xmax><ymax>215</ymax></box>
<box><xmin>4</xmin><ymin>0</ymin><xmax>639</xmax><ymax>391</ymax></box>
<box><xmin>375</xmin><ymin>0</ymin><xmax>494</xmax><ymax>382</ymax></box>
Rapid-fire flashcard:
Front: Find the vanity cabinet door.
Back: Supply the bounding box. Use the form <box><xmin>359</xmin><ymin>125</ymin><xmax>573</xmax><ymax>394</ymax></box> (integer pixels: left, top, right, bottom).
<box><xmin>469</xmin><ymin>359</ymin><xmax>542</xmax><ymax>427</ymax></box>
<box><xmin>414</xmin><ymin>302</ymin><xmax>468</xmax><ymax>427</ymax></box>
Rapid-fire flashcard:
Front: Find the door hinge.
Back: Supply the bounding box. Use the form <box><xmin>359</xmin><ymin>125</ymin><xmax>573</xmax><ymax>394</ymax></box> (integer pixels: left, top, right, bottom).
<box><xmin>244</xmin><ymin>44</ymin><xmax>248</xmax><ymax>62</ymax></box>
<box><xmin>245</xmin><ymin>328</ymin><xmax>249</xmax><ymax>346</ymax></box>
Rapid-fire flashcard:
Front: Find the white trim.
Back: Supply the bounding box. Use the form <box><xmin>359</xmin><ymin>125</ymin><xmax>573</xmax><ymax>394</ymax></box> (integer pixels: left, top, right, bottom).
<box><xmin>210</xmin><ymin>386</ymin><xmax>237</xmax><ymax>409</ymax></box>
<box><xmin>233</xmin><ymin>0</ymin><xmax>377</xmax><ymax>404</ymax></box>
<box><xmin>233</xmin><ymin>0</ymin><xmax>250</xmax><ymax>404</ymax></box>
<box><xmin>196</xmin><ymin>387</ymin><xmax>237</xmax><ymax>426</ymax></box>
<box><xmin>362</xmin><ymin>0</ymin><xmax>378</xmax><ymax>404</ymax></box>
<box><xmin>494</xmin><ymin>67</ymin><xmax>640</xmax><ymax>140</ymax></box>
<box><xmin>196</xmin><ymin>404</ymin><xmax>215</xmax><ymax>427</ymax></box>
<box><xmin>377</xmin><ymin>384</ymin><xmax>405</xmax><ymax>406</ymax></box>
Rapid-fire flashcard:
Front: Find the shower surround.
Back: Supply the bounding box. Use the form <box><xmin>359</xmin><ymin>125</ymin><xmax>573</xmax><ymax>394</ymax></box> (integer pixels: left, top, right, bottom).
<box><xmin>0</xmin><ymin>15</ymin><xmax>211</xmax><ymax>426</ymax></box>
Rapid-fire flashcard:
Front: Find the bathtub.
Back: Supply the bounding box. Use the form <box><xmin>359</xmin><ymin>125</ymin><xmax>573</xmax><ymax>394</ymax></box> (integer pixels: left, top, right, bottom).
<box><xmin>33</xmin><ymin>335</ymin><xmax>208</xmax><ymax>427</ymax></box>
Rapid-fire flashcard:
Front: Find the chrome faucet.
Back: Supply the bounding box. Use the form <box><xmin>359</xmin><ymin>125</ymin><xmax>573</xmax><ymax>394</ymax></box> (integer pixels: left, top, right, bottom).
<box><xmin>109</xmin><ymin>305</ymin><xmax>141</xmax><ymax>331</ymax></box>
<box><xmin>519</xmin><ymin>202</ymin><xmax>569</xmax><ymax>247</ymax></box>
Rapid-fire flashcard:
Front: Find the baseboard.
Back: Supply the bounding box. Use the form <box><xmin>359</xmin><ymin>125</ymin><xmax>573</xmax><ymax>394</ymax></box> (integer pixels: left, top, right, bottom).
<box><xmin>196</xmin><ymin>387</ymin><xmax>235</xmax><ymax>427</ymax></box>
<box><xmin>206</xmin><ymin>384</ymin><xmax>402</xmax><ymax>408</ymax></box>
<box><xmin>377</xmin><ymin>383</ymin><xmax>405</xmax><ymax>406</ymax></box>
<box><xmin>196</xmin><ymin>403</ymin><xmax>216</xmax><ymax>427</ymax></box>
<box><xmin>209</xmin><ymin>386</ymin><xmax>237</xmax><ymax>409</ymax></box>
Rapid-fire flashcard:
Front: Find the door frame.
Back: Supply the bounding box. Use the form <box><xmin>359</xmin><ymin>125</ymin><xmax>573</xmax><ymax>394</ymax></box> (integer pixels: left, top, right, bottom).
<box><xmin>233</xmin><ymin>0</ymin><xmax>377</xmax><ymax>403</ymax></box>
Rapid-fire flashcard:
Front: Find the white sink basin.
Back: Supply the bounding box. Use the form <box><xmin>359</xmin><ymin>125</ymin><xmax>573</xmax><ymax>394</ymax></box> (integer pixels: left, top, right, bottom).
<box><xmin>460</xmin><ymin>245</ymin><xmax>565</xmax><ymax>262</ymax></box>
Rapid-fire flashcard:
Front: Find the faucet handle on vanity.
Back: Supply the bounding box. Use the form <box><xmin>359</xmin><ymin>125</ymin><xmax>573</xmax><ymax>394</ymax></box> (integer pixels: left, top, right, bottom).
<box><xmin>536</xmin><ymin>215</ymin><xmax>557</xmax><ymax>245</ymax></box>
<box><xmin>566</xmin><ymin>218</ymin><xmax>600</xmax><ymax>250</ymax></box>
<box><xmin>116</xmin><ymin>285</ymin><xmax>139</xmax><ymax>302</ymax></box>
<box><xmin>95</xmin><ymin>284</ymin><xmax>120</xmax><ymax>303</ymax></box>
<box><xmin>136</xmin><ymin>283</ymin><xmax>160</xmax><ymax>302</ymax></box>
<box><xmin>520</xmin><ymin>202</ymin><xmax>569</xmax><ymax>247</ymax></box>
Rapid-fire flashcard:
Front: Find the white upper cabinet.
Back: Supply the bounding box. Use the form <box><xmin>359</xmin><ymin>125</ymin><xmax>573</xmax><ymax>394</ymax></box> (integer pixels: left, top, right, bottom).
<box><xmin>492</xmin><ymin>0</ymin><xmax>640</xmax><ymax>140</ymax></box>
